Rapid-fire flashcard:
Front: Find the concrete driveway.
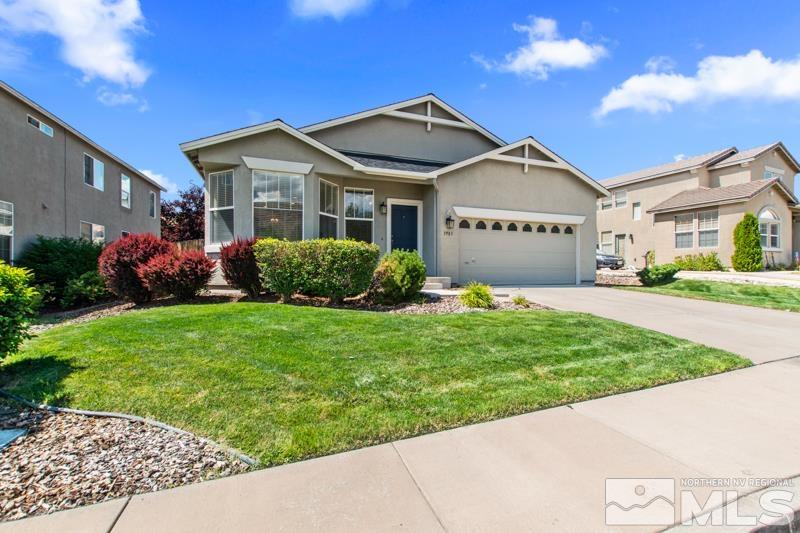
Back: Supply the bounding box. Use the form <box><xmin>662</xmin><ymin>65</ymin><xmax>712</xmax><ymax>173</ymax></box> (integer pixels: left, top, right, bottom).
<box><xmin>510</xmin><ymin>286</ymin><xmax>800</xmax><ymax>364</ymax></box>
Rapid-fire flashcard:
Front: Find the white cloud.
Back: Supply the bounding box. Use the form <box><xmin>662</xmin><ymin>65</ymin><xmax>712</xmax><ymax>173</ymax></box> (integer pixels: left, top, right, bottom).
<box><xmin>140</xmin><ymin>169</ymin><xmax>178</xmax><ymax>196</ymax></box>
<box><xmin>290</xmin><ymin>0</ymin><xmax>373</xmax><ymax>19</ymax></box>
<box><xmin>674</xmin><ymin>153</ymin><xmax>687</xmax><ymax>162</ymax></box>
<box><xmin>596</xmin><ymin>50</ymin><xmax>800</xmax><ymax>117</ymax></box>
<box><xmin>0</xmin><ymin>0</ymin><xmax>150</xmax><ymax>87</ymax></box>
<box><xmin>0</xmin><ymin>37</ymin><xmax>26</xmax><ymax>70</ymax></box>
<box><xmin>644</xmin><ymin>55</ymin><xmax>676</xmax><ymax>74</ymax></box>
<box><xmin>474</xmin><ymin>16</ymin><xmax>608</xmax><ymax>80</ymax></box>
<box><xmin>96</xmin><ymin>87</ymin><xmax>149</xmax><ymax>112</ymax></box>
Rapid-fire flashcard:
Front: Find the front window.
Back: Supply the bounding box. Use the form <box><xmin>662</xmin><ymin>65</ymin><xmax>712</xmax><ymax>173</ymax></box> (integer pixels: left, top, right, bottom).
<box><xmin>121</xmin><ymin>174</ymin><xmax>131</xmax><ymax>208</ymax></box>
<box><xmin>344</xmin><ymin>188</ymin><xmax>373</xmax><ymax>242</ymax></box>
<box><xmin>674</xmin><ymin>214</ymin><xmax>694</xmax><ymax>249</ymax></box>
<box><xmin>632</xmin><ymin>202</ymin><xmax>641</xmax><ymax>221</ymax></box>
<box><xmin>600</xmin><ymin>231</ymin><xmax>612</xmax><ymax>254</ymax></box>
<box><xmin>698</xmin><ymin>210</ymin><xmax>719</xmax><ymax>248</ymax></box>
<box><xmin>319</xmin><ymin>179</ymin><xmax>338</xmax><ymax>239</ymax></box>
<box><xmin>253</xmin><ymin>171</ymin><xmax>304</xmax><ymax>241</ymax></box>
<box><xmin>83</xmin><ymin>154</ymin><xmax>105</xmax><ymax>191</ymax></box>
<box><xmin>615</xmin><ymin>190</ymin><xmax>627</xmax><ymax>208</ymax></box>
<box><xmin>209</xmin><ymin>170</ymin><xmax>234</xmax><ymax>244</ymax></box>
<box><xmin>759</xmin><ymin>209</ymin><xmax>781</xmax><ymax>249</ymax></box>
<box><xmin>80</xmin><ymin>221</ymin><xmax>105</xmax><ymax>244</ymax></box>
<box><xmin>0</xmin><ymin>200</ymin><xmax>12</xmax><ymax>263</ymax></box>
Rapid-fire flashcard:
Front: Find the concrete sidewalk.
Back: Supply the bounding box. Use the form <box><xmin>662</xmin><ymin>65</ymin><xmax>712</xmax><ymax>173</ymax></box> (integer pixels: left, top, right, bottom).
<box><xmin>676</xmin><ymin>270</ymin><xmax>800</xmax><ymax>288</ymax></box>
<box><xmin>5</xmin><ymin>357</ymin><xmax>800</xmax><ymax>533</ymax></box>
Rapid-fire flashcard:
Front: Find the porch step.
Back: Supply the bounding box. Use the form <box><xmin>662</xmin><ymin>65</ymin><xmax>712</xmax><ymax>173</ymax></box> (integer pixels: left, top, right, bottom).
<box><xmin>423</xmin><ymin>277</ymin><xmax>451</xmax><ymax>290</ymax></box>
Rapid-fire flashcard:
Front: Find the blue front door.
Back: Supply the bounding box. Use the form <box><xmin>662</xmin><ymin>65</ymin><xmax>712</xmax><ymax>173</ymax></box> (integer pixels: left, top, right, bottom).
<box><xmin>391</xmin><ymin>204</ymin><xmax>418</xmax><ymax>252</ymax></box>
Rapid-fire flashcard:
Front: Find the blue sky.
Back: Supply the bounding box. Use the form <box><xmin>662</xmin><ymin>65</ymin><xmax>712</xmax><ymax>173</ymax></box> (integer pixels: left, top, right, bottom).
<box><xmin>2</xmin><ymin>0</ymin><xmax>800</xmax><ymax>197</ymax></box>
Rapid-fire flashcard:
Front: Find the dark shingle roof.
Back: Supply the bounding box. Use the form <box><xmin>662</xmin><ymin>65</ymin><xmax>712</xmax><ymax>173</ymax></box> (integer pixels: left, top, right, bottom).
<box><xmin>340</xmin><ymin>151</ymin><xmax>450</xmax><ymax>173</ymax></box>
<box><xmin>648</xmin><ymin>179</ymin><xmax>792</xmax><ymax>213</ymax></box>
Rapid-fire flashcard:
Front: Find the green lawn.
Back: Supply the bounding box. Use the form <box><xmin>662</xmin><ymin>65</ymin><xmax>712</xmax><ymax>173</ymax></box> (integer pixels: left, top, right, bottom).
<box><xmin>1</xmin><ymin>303</ymin><xmax>748</xmax><ymax>465</ymax></box>
<box><xmin>622</xmin><ymin>279</ymin><xmax>800</xmax><ymax>312</ymax></box>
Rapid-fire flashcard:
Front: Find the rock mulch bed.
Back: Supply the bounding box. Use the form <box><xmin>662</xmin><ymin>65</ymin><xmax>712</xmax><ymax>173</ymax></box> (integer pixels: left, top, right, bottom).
<box><xmin>391</xmin><ymin>295</ymin><xmax>548</xmax><ymax>314</ymax></box>
<box><xmin>0</xmin><ymin>408</ymin><xmax>249</xmax><ymax>522</ymax></box>
<box><xmin>595</xmin><ymin>269</ymin><xmax>643</xmax><ymax>286</ymax></box>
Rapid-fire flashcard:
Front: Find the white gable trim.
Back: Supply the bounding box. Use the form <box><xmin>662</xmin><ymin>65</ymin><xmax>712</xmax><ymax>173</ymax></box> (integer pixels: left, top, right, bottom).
<box><xmin>299</xmin><ymin>94</ymin><xmax>506</xmax><ymax>147</ymax></box>
<box><xmin>435</xmin><ymin>137</ymin><xmax>609</xmax><ymax>196</ymax></box>
<box><xmin>241</xmin><ymin>156</ymin><xmax>313</xmax><ymax>175</ymax></box>
<box><xmin>452</xmin><ymin>206</ymin><xmax>586</xmax><ymax>225</ymax></box>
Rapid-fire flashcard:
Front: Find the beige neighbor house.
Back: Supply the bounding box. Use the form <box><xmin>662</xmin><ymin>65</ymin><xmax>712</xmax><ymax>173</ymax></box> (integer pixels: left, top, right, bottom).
<box><xmin>597</xmin><ymin>143</ymin><xmax>800</xmax><ymax>269</ymax></box>
<box><xmin>180</xmin><ymin>94</ymin><xmax>609</xmax><ymax>286</ymax></box>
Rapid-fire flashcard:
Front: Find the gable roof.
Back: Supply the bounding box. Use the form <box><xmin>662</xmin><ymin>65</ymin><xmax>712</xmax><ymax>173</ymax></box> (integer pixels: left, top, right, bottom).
<box><xmin>602</xmin><ymin>147</ymin><xmax>736</xmax><ymax>189</ymax></box>
<box><xmin>0</xmin><ymin>80</ymin><xmax>166</xmax><ymax>191</ymax></box>
<box><xmin>648</xmin><ymin>178</ymin><xmax>797</xmax><ymax>214</ymax></box>
<box><xmin>298</xmin><ymin>93</ymin><xmax>507</xmax><ymax>147</ymax></box>
<box><xmin>709</xmin><ymin>141</ymin><xmax>800</xmax><ymax>172</ymax></box>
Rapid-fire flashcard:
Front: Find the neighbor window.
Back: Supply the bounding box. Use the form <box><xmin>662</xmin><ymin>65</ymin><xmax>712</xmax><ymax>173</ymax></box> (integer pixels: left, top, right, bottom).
<box><xmin>600</xmin><ymin>231</ymin><xmax>613</xmax><ymax>254</ymax></box>
<box><xmin>507</xmin><ymin>223</ymin><xmax>517</xmax><ymax>231</ymax></box>
<box><xmin>209</xmin><ymin>170</ymin><xmax>234</xmax><ymax>244</ymax></box>
<box><xmin>632</xmin><ymin>202</ymin><xmax>642</xmax><ymax>221</ymax></box>
<box><xmin>759</xmin><ymin>209</ymin><xmax>781</xmax><ymax>249</ymax></box>
<box><xmin>120</xmin><ymin>174</ymin><xmax>131</xmax><ymax>208</ymax></box>
<box><xmin>83</xmin><ymin>154</ymin><xmax>105</xmax><ymax>190</ymax></box>
<box><xmin>491</xmin><ymin>222</ymin><xmax>502</xmax><ymax>230</ymax></box>
<box><xmin>253</xmin><ymin>171</ymin><xmax>304</xmax><ymax>241</ymax></box>
<box><xmin>674</xmin><ymin>214</ymin><xmax>694</xmax><ymax>249</ymax></box>
<box><xmin>600</xmin><ymin>196</ymin><xmax>612</xmax><ymax>210</ymax></box>
<box><xmin>27</xmin><ymin>114</ymin><xmax>54</xmax><ymax>137</ymax></box>
<box><xmin>0</xmin><ymin>200</ymin><xmax>12</xmax><ymax>263</ymax></box>
<box><xmin>80</xmin><ymin>221</ymin><xmax>105</xmax><ymax>244</ymax></box>
<box><xmin>121</xmin><ymin>230</ymin><xmax>130</xmax><ymax>237</ymax></box>
<box><xmin>344</xmin><ymin>188</ymin><xmax>373</xmax><ymax>242</ymax></box>
<box><xmin>615</xmin><ymin>190</ymin><xmax>627</xmax><ymax>208</ymax></box>
<box><xmin>763</xmin><ymin>167</ymin><xmax>784</xmax><ymax>181</ymax></box>
<box><xmin>698</xmin><ymin>210</ymin><xmax>719</xmax><ymax>248</ymax></box>
<box><xmin>148</xmin><ymin>191</ymin><xmax>157</xmax><ymax>218</ymax></box>
<box><xmin>319</xmin><ymin>179</ymin><xmax>338</xmax><ymax>239</ymax></box>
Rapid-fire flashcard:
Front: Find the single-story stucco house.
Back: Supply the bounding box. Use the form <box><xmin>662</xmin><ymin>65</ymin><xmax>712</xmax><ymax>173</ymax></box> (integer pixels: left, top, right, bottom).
<box><xmin>180</xmin><ymin>94</ymin><xmax>608</xmax><ymax>286</ymax></box>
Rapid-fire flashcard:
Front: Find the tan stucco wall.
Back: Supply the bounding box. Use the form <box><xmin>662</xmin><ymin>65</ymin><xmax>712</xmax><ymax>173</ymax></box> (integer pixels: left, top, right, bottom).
<box><xmin>436</xmin><ymin>159</ymin><xmax>599</xmax><ymax>284</ymax></box>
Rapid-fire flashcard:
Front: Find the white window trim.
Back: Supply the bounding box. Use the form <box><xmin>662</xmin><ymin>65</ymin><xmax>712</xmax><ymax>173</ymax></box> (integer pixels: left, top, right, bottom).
<box><xmin>758</xmin><ymin>208</ymin><xmax>782</xmax><ymax>251</ymax></box>
<box><xmin>27</xmin><ymin>114</ymin><xmax>54</xmax><ymax>137</ymax></box>
<box><xmin>148</xmin><ymin>190</ymin><xmax>157</xmax><ymax>218</ymax></box>
<box><xmin>344</xmin><ymin>187</ymin><xmax>375</xmax><ymax>243</ymax></box>
<box><xmin>121</xmin><ymin>174</ymin><xmax>131</xmax><ymax>209</ymax></box>
<box><xmin>80</xmin><ymin>221</ymin><xmax>106</xmax><ymax>244</ymax></box>
<box><xmin>318</xmin><ymin>178</ymin><xmax>340</xmax><ymax>239</ymax></box>
<box><xmin>697</xmin><ymin>209</ymin><xmax>719</xmax><ymax>249</ymax></box>
<box><xmin>0</xmin><ymin>200</ymin><xmax>13</xmax><ymax>263</ymax></box>
<box><xmin>614</xmin><ymin>190</ymin><xmax>627</xmax><ymax>209</ymax></box>
<box><xmin>674</xmin><ymin>214</ymin><xmax>694</xmax><ymax>249</ymax></box>
<box><xmin>208</xmin><ymin>169</ymin><xmax>236</xmax><ymax>246</ymax></box>
<box><xmin>251</xmin><ymin>170</ymin><xmax>305</xmax><ymax>241</ymax></box>
<box><xmin>83</xmin><ymin>152</ymin><xmax>105</xmax><ymax>191</ymax></box>
<box><xmin>386</xmin><ymin>198</ymin><xmax>423</xmax><ymax>254</ymax></box>
<box><xmin>632</xmin><ymin>202</ymin><xmax>642</xmax><ymax>221</ymax></box>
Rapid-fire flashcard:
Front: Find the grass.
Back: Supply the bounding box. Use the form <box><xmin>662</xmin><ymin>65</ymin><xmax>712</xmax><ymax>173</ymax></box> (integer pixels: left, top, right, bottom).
<box><xmin>1</xmin><ymin>303</ymin><xmax>748</xmax><ymax>466</ymax></box>
<box><xmin>622</xmin><ymin>279</ymin><xmax>800</xmax><ymax>312</ymax></box>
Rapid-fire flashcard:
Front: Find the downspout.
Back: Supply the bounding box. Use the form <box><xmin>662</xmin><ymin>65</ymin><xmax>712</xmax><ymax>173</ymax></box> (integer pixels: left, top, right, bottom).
<box><xmin>63</xmin><ymin>126</ymin><xmax>68</xmax><ymax>236</ymax></box>
<box><xmin>432</xmin><ymin>176</ymin><xmax>439</xmax><ymax>275</ymax></box>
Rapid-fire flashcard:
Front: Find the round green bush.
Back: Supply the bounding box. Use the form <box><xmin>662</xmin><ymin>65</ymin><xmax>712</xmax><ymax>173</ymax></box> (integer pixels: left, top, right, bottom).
<box><xmin>0</xmin><ymin>261</ymin><xmax>40</xmax><ymax>359</ymax></box>
<box><xmin>637</xmin><ymin>263</ymin><xmax>680</xmax><ymax>286</ymax></box>
<box><xmin>372</xmin><ymin>250</ymin><xmax>426</xmax><ymax>304</ymax></box>
<box><xmin>459</xmin><ymin>281</ymin><xmax>494</xmax><ymax>309</ymax></box>
<box><xmin>60</xmin><ymin>271</ymin><xmax>110</xmax><ymax>309</ymax></box>
<box><xmin>731</xmin><ymin>213</ymin><xmax>763</xmax><ymax>272</ymax></box>
<box><xmin>253</xmin><ymin>238</ymin><xmax>303</xmax><ymax>302</ymax></box>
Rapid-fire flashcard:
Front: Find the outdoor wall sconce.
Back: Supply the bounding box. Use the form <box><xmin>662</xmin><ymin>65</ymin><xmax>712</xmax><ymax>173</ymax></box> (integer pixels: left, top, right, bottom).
<box><xmin>379</xmin><ymin>201</ymin><xmax>387</xmax><ymax>215</ymax></box>
<box><xmin>445</xmin><ymin>215</ymin><xmax>455</xmax><ymax>229</ymax></box>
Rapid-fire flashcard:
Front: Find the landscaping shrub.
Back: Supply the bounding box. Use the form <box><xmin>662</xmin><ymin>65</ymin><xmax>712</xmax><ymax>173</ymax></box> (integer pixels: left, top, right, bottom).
<box><xmin>253</xmin><ymin>238</ymin><xmax>302</xmax><ymax>302</ymax></box>
<box><xmin>637</xmin><ymin>264</ymin><xmax>680</xmax><ymax>286</ymax></box>
<box><xmin>0</xmin><ymin>261</ymin><xmax>40</xmax><ymax>359</ymax></box>
<box><xmin>731</xmin><ymin>213</ymin><xmax>763</xmax><ymax>272</ymax></box>
<box><xmin>673</xmin><ymin>252</ymin><xmax>724</xmax><ymax>271</ymax></box>
<box><xmin>16</xmin><ymin>236</ymin><xmax>103</xmax><ymax>304</ymax></box>
<box><xmin>296</xmin><ymin>239</ymin><xmax>380</xmax><ymax>303</ymax></box>
<box><xmin>137</xmin><ymin>250</ymin><xmax>215</xmax><ymax>301</ymax></box>
<box><xmin>60</xmin><ymin>271</ymin><xmax>110</xmax><ymax>309</ymax></box>
<box><xmin>220</xmin><ymin>238</ymin><xmax>261</xmax><ymax>298</ymax></box>
<box><xmin>459</xmin><ymin>281</ymin><xmax>494</xmax><ymax>309</ymax></box>
<box><xmin>645</xmin><ymin>250</ymin><xmax>656</xmax><ymax>268</ymax></box>
<box><xmin>370</xmin><ymin>249</ymin><xmax>426</xmax><ymax>304</ymax></box>
<box><xmin>511</xmin><ymin>295</ymin><xmax>530</xmax><ymax>307</ymax></box>
<box><xmin>98</xmin><ymin>233</ymin><xmax>175</xmax><ymax>303</ymax></box>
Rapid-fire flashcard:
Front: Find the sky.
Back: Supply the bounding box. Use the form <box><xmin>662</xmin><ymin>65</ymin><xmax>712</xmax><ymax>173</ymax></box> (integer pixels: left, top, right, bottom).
<box><xmin>2</xmin><ymin>0</ymin><xmax>800</xmax><ymax>198</ymax></box>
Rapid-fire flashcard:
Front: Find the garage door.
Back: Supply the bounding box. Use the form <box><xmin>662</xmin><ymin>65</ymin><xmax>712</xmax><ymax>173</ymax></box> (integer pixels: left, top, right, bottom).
<box><xmin>458</xmin><ymin>221</ymin><xmax>576</xmax><ymax>285</ymax></box>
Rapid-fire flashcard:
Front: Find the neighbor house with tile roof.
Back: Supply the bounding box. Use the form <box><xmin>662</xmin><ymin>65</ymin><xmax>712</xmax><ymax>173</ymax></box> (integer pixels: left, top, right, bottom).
<box><xmin>597</xmin><ymin>142</ymin><xmax>800</xmax><ymax>268</ymax></box>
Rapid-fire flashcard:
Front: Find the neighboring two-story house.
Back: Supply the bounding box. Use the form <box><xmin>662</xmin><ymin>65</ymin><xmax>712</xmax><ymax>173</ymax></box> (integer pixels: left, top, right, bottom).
<box><xmin>0</xmin><ymin>81</ymin><xmax>165</xmax><ymax>264</ymax></box>
<box><xmin>597</xmin><ymin>143</ymin><xmax>800</xmax><ymax>268</ymax></box>
<box><xmin>180</xmin><ymin>94</ymin><xmax>609</xmax><ymax>286</ymax></box>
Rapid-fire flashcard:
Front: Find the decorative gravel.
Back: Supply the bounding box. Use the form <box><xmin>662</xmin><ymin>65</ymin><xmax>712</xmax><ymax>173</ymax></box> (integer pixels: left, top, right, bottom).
<box><xmin>0</xmin><ymin>408</ymin><xmax>249</xmax><ymax>522</ymax></box>
<box><xmin>596</xmin><ymin>269</ymin><xmax>643</xmax><ymax>286</ymax></box>
<box><xmin>391</xmin><ymin>295</ymin><xmax>548</xmax><ymax>314</ymax></box>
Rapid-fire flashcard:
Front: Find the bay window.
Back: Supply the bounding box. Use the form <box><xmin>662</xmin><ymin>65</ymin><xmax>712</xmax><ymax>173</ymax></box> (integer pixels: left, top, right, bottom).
<box><xmin>209</xmin><ymin>170</ymin><xmax>234</xmax><ymax>244</ymax></box>
<box><xmin>674</xmin><ymin>214</ymin><xmax>694</xmax><ymax>249</ymax></box>
<box><xmin>698</xmin><ymin>210</ymin><xmax>719</xmax><ymax>248</ymax></box>
<box><xmin>345</xmin><ymin>188</ymin><xmax>374</xmax><ymax>243</ymax></box>
<box><xmin>253</xmin><ymin>171</ymin><xmax>304</xmax><ymax>241</ymax></box>
<box><xmin>319</xmin><ymin>179</ymin><xmax>338</xmax><ymax>239</ymax></box>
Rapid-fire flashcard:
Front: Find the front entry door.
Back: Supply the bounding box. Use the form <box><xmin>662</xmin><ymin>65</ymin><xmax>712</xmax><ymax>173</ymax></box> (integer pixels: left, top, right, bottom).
<box><xmin>390</xmin><ymin>203</ymin><xmax>419</xmax><ymax>252</ymax></box>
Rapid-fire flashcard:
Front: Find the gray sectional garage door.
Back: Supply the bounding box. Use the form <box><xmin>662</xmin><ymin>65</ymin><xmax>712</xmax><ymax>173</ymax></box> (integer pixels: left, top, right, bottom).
<box><xmin>458</xmin><ymin>222</ymin><xmax>576</xmax><ymax>285</ymax></box>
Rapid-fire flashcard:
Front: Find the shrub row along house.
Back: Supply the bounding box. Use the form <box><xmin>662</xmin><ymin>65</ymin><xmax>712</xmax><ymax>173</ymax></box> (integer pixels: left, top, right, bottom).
<box><xmin>0</xmin><ymin>81</ymin><xmax>165</xmax><ymax>264</ymax></box>
<box><xmin>597</xmin><ymin>143</ymin><xmax>800</xmax><ymax>268</ymax></box>
<box><xmin>180</xmin><ymin>94</ymin><xmax>609</xmax><ymax>286</ymax></box>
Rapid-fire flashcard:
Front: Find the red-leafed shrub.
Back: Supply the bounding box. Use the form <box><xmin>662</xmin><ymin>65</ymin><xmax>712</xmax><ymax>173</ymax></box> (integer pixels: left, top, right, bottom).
<box><xmin>219</xmin><ymin>238</ymin><xmax>261</xmax><ymax>298</ymax></box>
<box><xmin>98</xmin><ymin>234</ymin><xmax>175</xmax><ymax>303</ymax></box>
<box><xmin>137</xmin><ymin>250</ymin><xmax>215</xmax><ymax>301</ymax></box>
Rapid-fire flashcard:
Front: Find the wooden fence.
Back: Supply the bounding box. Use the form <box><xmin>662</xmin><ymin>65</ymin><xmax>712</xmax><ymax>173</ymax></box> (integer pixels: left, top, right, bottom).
<box><xmin>175</xmin><ymin>239</ymin><xmax>204</xmax><ymax>252</ymax></box>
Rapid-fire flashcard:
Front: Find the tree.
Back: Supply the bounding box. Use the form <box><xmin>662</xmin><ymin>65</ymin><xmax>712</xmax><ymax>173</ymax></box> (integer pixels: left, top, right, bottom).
<box><xmin>731</xmin><ymin>213</ymin><xmax>763</xmax><ymax>272</ymax></box>
<box><xmin>161</xmin><ymin>184</ymin><xmax>204</xmax><ymax>242</ymax></box>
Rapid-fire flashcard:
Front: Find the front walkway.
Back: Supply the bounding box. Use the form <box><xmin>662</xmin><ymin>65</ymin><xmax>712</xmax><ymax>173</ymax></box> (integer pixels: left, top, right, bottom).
<box><xmin>4</xmin><ymin>356</ymin><xmax>800</xmax><ymax>533</ymax></box>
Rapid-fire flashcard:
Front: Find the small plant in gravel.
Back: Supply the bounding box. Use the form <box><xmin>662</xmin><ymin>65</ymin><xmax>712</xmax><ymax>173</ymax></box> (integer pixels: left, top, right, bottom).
<box><xmin>460</xmin><ymin>281</ymin><xmax>494</xmax><ymax>309</ymax></box>
<box><xmin>99</xmin><ymin>234</ymin><xmax>175</xmax><ymax>303</ymax></box>
<box><xmin>0</xmin><ymin>261</ymin><xmax>40</xmax><ymax>359</ymax></box>
<box><xmin>511</xmin><ymin>295</ymin><xmax>530</xmax><ymax>307</ymax></box>
<box><xmin>370</xmin><ymin>249</ymin><xmax>427</xmax><ymax>304</ymax></box>
<box><xmin>219</xmin><ymin>238</ymin><xmax>261</xmax><ymax>298</ymax></box>
<box><xmin>137</xmin><ymin>251</ymin><xmax>215</xmax><ymax>301</ymax></box>
<box><xmin>732</xmin><ymin>213</ymin><xmax>763</xmax><ymax>272</ymax></box>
